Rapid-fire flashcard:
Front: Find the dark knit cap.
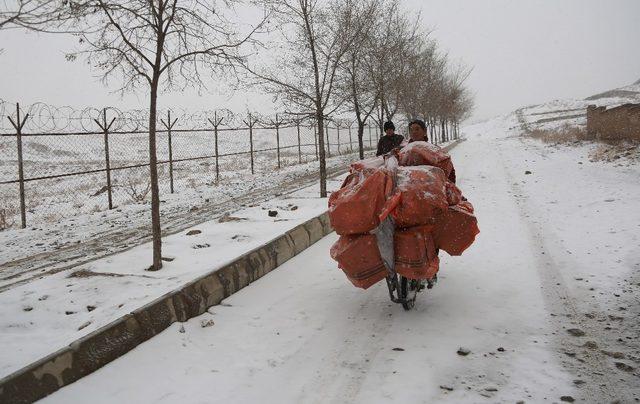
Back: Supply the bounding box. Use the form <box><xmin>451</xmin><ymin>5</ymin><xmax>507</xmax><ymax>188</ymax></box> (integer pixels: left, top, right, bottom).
<box><xmin>409</xmin><ymin>119</ymin><xmax>426</xmax><ymax>131</ymax></box>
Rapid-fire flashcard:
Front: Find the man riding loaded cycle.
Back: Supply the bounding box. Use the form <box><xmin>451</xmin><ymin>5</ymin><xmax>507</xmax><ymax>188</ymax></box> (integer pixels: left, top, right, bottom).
<box><xmin>329</xmin><ymin>119</ymin><xmax>478</xmax><ymax>310</ymax></box>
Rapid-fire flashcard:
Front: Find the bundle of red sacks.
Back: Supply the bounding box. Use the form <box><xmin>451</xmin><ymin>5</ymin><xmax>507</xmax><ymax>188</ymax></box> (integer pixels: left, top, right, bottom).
<box><xmin>328</xmin><ymin>141</ymin><xmax>480</xmax><ymax>289</ymax></box>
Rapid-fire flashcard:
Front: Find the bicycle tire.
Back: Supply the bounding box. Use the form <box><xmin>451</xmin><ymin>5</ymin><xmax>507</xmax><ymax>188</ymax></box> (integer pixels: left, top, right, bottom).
<box><xmin>400</xmin><ymin>276</ymin><xmax>415</xmax><ymax>310</ymax></box>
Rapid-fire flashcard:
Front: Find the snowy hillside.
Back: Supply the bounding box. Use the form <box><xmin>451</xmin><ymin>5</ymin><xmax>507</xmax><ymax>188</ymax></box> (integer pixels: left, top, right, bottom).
<box><xmin>511</xmin><ymin>81</ymin><xmax>640</xmax><ymax>133</ymax></box>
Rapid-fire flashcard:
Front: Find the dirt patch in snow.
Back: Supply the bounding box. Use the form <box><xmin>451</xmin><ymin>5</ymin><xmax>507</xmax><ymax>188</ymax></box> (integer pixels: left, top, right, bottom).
<box><xmin>588</xmin><ymin>142</ymin><xmax>640</xmax><ymax>164</ymax></box>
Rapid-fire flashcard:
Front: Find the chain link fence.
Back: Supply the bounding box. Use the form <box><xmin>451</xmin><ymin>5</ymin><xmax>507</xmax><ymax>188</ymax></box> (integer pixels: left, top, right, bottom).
<box><xmin>0</xmin><ymin>100</ymin><xmax>380</xmax><ymax>230</ymax></box>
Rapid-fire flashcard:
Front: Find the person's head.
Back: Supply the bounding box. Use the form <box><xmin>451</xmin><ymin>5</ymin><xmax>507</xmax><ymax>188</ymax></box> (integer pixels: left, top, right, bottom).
<box><xmin>383</xmin><ymin>121</ymin><xmax>395</xmax><ymax>136</ymax></box>
<box><xmin>408</xmin><ymin>119</ymin><xmax>427</xmax><ymax>142</ymax></box>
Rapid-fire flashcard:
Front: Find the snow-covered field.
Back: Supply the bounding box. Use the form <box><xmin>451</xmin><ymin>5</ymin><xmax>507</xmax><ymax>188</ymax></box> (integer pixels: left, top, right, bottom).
<box><xmin>0</xmin><ymin>122</ymin><xmax>375</xmax><ymax>229</ymax></box>
<box><xmin>0</xmin><ymin>145</ymin><xmax>374</xmax><ymax>288</ymax></box>
<box><xmin>0</xmin><ymin>174</ymin><xmax>348</xmax><ymax>381</ymax></box>
<box><xmin>37</xmin><ymin>114</ymin><xmax>640</xmax><ymax>403</ymax></box>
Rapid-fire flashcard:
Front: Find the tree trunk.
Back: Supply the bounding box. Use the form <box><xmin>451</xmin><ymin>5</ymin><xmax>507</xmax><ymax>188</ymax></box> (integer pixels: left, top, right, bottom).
<box><xmin>444</xmin><ymin>120</ymin><xmax>449</xmax><ymax>142</ymax></box>
<box><xmin>441</xmin><ymin>119</ymin><xmax>446</xmax><ymax>144</ymax></box>
<box><xmin>357</xmin><ymin>121</ymin><xmax>365</xmax><ymax>160</ymax></box>
<box><xmin>316</xmin><ymin>107</ymin><xmax>327</xmax><ymax>198</ymax></box>
<box><xmin>378</xmin><ymin>102</ymin><xmax>384</xmax><ymax>136</ymax></box>
<box><xmin>429</xmin><ymin>120</ymin><xmax>436</xmax><ymax>143</ymax></box>
<box><xmin>433</xmin><ymin>120</ymin><xmax>438</xmax><ymax>145</ymax></box>
<box><xmin>147</xmin><ymin>75</ymin><xmax>162</xmax><ymax>271</ymax></box>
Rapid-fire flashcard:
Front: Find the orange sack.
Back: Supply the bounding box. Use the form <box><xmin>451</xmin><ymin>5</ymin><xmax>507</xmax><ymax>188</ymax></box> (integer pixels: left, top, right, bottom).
<box><xmin>330</xmin><ymin>234</ymin><xmax>388</xmax><ymax>289</ymax></box>
<box><xmin>445</xmin><ymin>181</ymin><xmax>463</xmax><ymax>206</ymax></box>
<box><xmin>350</xmin><ymin>156</ymin><xmax>385</xmax><ymax>175</ymax></box>
<box><xmin>398</xmin><ymin>141</ymin><xmax>456</xmax><ymax>183</ymax></box>
<box><xmin>328</xmin><ymin>168</ymin><xmax>394</xmax><ymax>235</ymax></box>
<box><xmin>391</xmin><ymin>166</ymin><xmax>449</xmax><ymax>228</ymax></box>
<box><xmin>457</xmin><ymin>200</ymin><xmax>474</xmax><ymax>214</ymax></box>
<box><xmin>433</xmin><ymin>204</ymin><xmax>480</xmax><ymax>256</ymax></box>
<box><xmin>394</xmin><ymin>226</ymin><xmax>439</xmax><ymax>280</ymax></box>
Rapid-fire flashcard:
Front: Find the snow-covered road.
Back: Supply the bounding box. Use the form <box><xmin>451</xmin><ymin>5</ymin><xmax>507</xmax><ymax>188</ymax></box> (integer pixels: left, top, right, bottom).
<box><xmin>41</xmin><ymin>119</ymin><xmax>640</xmax><ymax>403</ymax></box>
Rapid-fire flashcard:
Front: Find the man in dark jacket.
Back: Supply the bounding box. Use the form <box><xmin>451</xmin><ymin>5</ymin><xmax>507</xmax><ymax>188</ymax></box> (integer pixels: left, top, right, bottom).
<box><xmin>376</xmin><ymin>121</ymin><xmax>404</xmax><ymax>156</ymax></box>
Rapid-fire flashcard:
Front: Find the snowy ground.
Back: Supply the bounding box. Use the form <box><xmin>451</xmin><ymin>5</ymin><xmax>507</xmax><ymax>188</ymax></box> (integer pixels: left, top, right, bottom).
<box><xmin>39</xmin><ymin>115</ymin><xmax>640</xmax><ymax>403</ymax></box>
<box><xmin>0</xmin><ymin>172</ymin><xmax>349</xmax><ymax>381</ymax></box>
<box><xmin>0</xmin><ymin>150</ymin><xmax>371</xmax><ymax>292</ymax></box>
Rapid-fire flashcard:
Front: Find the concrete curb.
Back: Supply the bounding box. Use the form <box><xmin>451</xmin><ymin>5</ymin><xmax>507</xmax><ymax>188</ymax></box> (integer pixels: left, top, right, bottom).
<box><xmin>0</xmin><ymin>139</ymin><xmax>463</xmax><ymax>403</ymax></box>
<box><xmin>0</xmin><ymin>213</ymin><xmax>333</xmax><ymax>404</ymax></box>
<box><xmin>442</xmin><ymin>139</ymin><xmax>463</xmax><ymax>152</ymax></box>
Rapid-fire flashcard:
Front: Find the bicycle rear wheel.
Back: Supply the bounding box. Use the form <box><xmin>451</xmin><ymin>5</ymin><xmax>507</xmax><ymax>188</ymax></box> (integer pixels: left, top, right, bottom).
<box><xmin>399</xmin><ymin>276</ymin><xmax>415</xmax><ymax>310</ymax></box>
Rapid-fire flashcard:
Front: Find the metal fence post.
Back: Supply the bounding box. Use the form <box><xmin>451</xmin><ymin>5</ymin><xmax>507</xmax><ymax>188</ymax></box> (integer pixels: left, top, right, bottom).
<box><xmin>161</xmin><ymin>110</ymin><xmax>178</xmax><ymax>193</ymax></box>
<box><xmin>250</xmin><ymin>116</ymin><xmax>254</xmax><ymax>174</ymax></box>
<box><xmin>7</xmin><ymin>103</ymin><xmax>29</xmax><ymax>228</ymax></box>
<box><xmin>275</xmin><ymin>114</ymin><xmax>281</xmax><ymax>169</ymax></box>
<box><xmin>243</xmin><ymin>113</ymin><xmax>255</xmax><ymax>174</ymax></box>
<box><xmin>208</xmin><ymin>112</ymin><xmax>223</xmax><ymax>183</ymax></box>
<box><xmin>296</xmin><ymin>119</ymin><xmax>302</xmax><ymax>164</ymax></box>
<box><xmin>214</xmin><ymin>121</ymin><xmax>219</xmax><ymax>181</ymax></box>
<box><xmin>167</xmin><ymin>112</ymin><xmax>174</xmax><ymax>194</ymax></box>
<box><xmin>336</xmin><ymin>123</ymin><xmax>341</xmax><ymax>155</ymax></box>
<box><xmin>94</xmin><ymin>108</ymin><xmax>116</xmax><ymax>209</ymax></box>
<box><xmin>325</xmin><ymin>124</ymin><xmax>331</xmax><ymax>158</ymax></box>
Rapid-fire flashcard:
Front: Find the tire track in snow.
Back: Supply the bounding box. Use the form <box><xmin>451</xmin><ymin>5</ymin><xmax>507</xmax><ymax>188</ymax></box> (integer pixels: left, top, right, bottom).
<box><xmin>295</xmin><ymin>297</ymin><xmax>396</xmax><ymax>404</ymax></box>
<box><xmin>494</xmin><ymin>138</ymin><xmax>638</xmax><ymax>403</ymax></box>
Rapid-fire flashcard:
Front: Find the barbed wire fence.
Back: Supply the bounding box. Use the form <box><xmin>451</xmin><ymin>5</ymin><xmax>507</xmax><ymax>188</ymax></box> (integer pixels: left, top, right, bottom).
<box><xmin>0</xmin><ymin>99</ymin><xmax>380</xmax><ymax>230</ymax></box>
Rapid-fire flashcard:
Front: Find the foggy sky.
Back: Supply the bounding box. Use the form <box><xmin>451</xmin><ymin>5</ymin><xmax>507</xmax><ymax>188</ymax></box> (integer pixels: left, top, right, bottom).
<box><xmin>406</xmin><ymin>0</ymin><xmax>640</xmax><ymax>121</ymax></box>
<box><xmin>0</xmin><ymin>0</ymin><xmax>639</xmax><ymax>121</ymax></box>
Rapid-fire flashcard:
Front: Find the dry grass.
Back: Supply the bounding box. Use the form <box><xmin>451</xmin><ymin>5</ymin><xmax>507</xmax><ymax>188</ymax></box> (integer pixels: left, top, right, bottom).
<box><xmin>41</xmin><ymin>212</ymin><xmax>63</xmax><ymax>224</ymax></box>
<box><xmin>187</xmin><ymin>178</ymin><xmax>198</xmax><ymax>190</ymax></box>
<box><xmin>589</xmin><ymin>143</ymin><xmax>640</xmax><ymax>163</ymax></box>
<box><xmin>527</xmin><ymin>124</ymin><xmax>588</xmax><ymax>144</ymax></box>
<box><xmin>527</xmin><ymin>123</ymin><xmax>640</xmax><ymax>163</ymax></box>
<box><xmin>0</xmin><ymin>208</ymin><xmax>14</xmax><ymax>230</ymax></box>
<box><xmin>124</xmin><ymin>177</ymin><xmax>151</xmax><ymax>203</ymax></box>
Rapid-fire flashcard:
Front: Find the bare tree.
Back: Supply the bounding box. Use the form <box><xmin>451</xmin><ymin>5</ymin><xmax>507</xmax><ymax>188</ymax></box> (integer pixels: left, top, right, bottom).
<box><xmin>243</xmin><ymin>0</ymin><xmax>375</xmax><ymax>197</ymax></box>
<box><xmin>1</xmin><ymin>0</ymin><xmax>66</xmax><ymax>29</ymax></box>
<box><xmin>427</xmin><ymin>55</ymin><xmax>449</xmax><ymax>139</ymax></box>
<box><xmin>343</xmin><ymin>47</ymin><xmax>378</xmax><ymax>159</ymax></box>
<box><xmin>0</xmin><ymin>0</ymin><xmax>84</xmax><ymax>53</ymax></box>
<box><xmin>398</xmin><ymin>40</ymin><xmax>439</xmax><ymax>120</ymax></box>
<box><xmin>68</xmin><ymin>0</ymin><xmax>265</xmax><ymax>270</ymax></box>
<box><xmin>396</xmin><ymin>34</ymin><xmax>473</xmax><ymax>144</ymax></box>
<box><xmin>337</xmin><ymin>0</ymin><xmax>379</xmax><ymax>159</ymax></box>
<box><xmin>365</xmin><ymin>0</ymin><xmax>421</xmax><ymax>134</ymax></box>
<box><xmin>433</xmin><ymin>62</ymin><xmax>472</xmax><ymax>142</ymax></box>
